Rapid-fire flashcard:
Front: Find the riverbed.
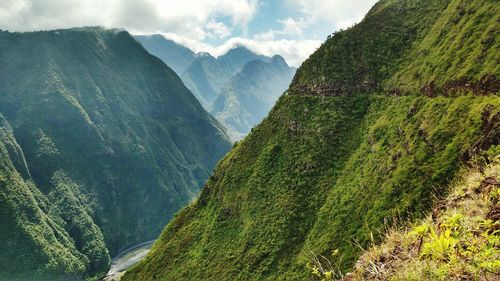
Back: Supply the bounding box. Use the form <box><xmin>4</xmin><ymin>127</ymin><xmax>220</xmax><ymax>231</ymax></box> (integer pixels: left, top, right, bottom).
<box><xmin>103</xmin><ymin>240</ymin><xmax>155</xmax><ymax>281</ymax></box>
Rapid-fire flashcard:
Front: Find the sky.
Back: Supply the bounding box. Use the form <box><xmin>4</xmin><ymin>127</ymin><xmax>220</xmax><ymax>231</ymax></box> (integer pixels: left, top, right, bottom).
<box><xmin>0</xmin><ymin>0</ymin><xmax>378</xmax><ymax>67</ymax></box>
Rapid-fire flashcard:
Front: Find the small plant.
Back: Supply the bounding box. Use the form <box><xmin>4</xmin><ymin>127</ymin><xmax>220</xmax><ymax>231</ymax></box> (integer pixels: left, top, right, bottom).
<box><xmin>343</xmin><ymin>162</ymin><xmax>500</xmax><ymax>280</ymax></box>
<box><xmin>409</xmin><ymin>221</ymin><xmax>430</xmax><ymax>254</ymax></box>
<box><xmin>308</xmin><ymin>248</ymin><xmax>345</xmax><ymax>281</ymax></box>
<box><xmin>423</xmin><ymin>230</ymin><xmax>456</xmax><ymax>261</ymax></box>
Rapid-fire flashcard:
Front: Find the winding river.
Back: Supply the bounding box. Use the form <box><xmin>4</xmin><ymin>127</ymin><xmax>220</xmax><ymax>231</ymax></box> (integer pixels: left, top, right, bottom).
<box><xmin>103</xmin><ymin>240</ymin><xmax>155</xmax><ymax>281</ymax></box>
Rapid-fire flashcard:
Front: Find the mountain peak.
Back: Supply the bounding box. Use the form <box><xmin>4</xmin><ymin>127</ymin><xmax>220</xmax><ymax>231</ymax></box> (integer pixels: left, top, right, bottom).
<box><xmin>270</xmin><ymin>55</ymin><xmax>288</xmax><ymax>67</ymax></box>
<box><xmin>223</xmin><ymin>45</ymin><xmax>254</xmax><ymax>56</ymax></box>
<box><xmin>218</xmin><ymin>46</ymin><xmax>270</xmax><ymax>71</ymax></box>
<box><xmin>0</xmin><ymin>27</ymin><xmax>231</xmax><ymax>279</ymax></box>
<box><xmin>134</xmin><ymin>34</ymin><xmax>195</xmax><ymax>75</ymax></box>
<box><xmin>195</xmin><ymin>51</ymin><xmax>215</xmax><ymax>59</ymax></box>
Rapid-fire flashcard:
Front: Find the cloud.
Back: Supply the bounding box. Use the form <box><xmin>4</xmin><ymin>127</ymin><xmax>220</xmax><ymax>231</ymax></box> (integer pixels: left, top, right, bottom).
<box><xmin>285</xmin><ymin>0</ymin><xmax>378</xmax><ymax>29</ymax></box>
<box><xmin>206</xmin><ymin>21</ymin><xmax>231</xmax><ymax>39</ymax></box>
<box><xmin>253</xmin><ymin>30</ymin><xmax>276</xmax><ymax>41</ymax></box>
<box><xmin>253</xmin><ymin>16</ymin><xmax>308</xmax><ymax>41</ymax></box>
<box><xmin>277</xmin><ymin>17</ymin><xmax>307</xmax><ymax>36</ymax></box>
<box><xmin>0</xmin><ymin>0</ymin><xmax>258</xmax><ymax>40</ymax></box>
<box><xmin>0</xmin><ymin>0</ymin><xmax>377</xmax><ymax>67</ymax></box>
<box><xmin>162</xmin><ymin>32</ymin><xmax>321</xmax><ymax>67</ymax></box>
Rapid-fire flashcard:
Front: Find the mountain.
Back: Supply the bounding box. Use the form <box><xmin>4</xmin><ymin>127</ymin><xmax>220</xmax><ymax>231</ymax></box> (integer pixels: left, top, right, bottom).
<box><xmin>134</xmin><ymin>34</ymin><xmax>195</xmax><ymax>76</ymax></box>
<box><xmin>181</xmin><ymin>46</ymin><xmax>270</xmax><ymax>107</ymax></box>
<box><xmin>211</xmin><ymin>56</ymin><xmax>296</xmax><ymax>140</ymax></box>
<box><xmin>123</xmin><ymin>0</ymin><xmax>499</xmax><ymax>280</ymax></box>
<box><xmin>136</xmin><ymin>36</ymin><xmax>297</xmax><ymax>140</ymax></box>
<box><xmin>0</xmin><ymin>27</ymin><xmax>231</xmax><ymax>280</ymax></box>
<box><xmin>218</xmin><ymin>47</ymin><xmax>272</xmax><ymax>76</ymax></box>
<box><xmin>180</xmin><ymin>52</ymin><xmax>229</xmax><ymax>107</ymax></box>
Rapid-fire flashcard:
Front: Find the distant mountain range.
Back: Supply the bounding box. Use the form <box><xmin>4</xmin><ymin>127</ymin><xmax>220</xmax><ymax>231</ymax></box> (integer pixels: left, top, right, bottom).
<box><xmin>135</xmin><ymin>35</ymin><xmax>296</xmax><ymax>140</ymax></box>
<box><xmin>211</xmin><ymin>56</ymin><xmax>296</xmax><ymax>140</ymax></box>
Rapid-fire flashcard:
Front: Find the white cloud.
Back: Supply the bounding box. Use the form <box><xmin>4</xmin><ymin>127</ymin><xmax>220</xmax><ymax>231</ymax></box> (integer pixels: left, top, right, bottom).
<box><xmin>277</xmin><ymin>17</ymin><xmax>307</xmax><ymax>36</ymax></box>
<box><xmin>0</xmin><ymin>0</ymin><xmax>378</xmax><ymax>67</ymax></box>
<box><xmin>285</xmin><ymin>0</ymin><xmax>378</xmax><ymax>29</ymax></box>
<box><xmin>253</xmin><ymin>30</ymin><xmax>276</xmax><ymax>40</ymax></box>
<box><xmin>253</xmin><ymin>16</ymin><xmax>308</xmax><ymax>41</ymax></box>
<box><xmin>161</xmin><ymin>33</ymin><xmax>321</xmax><ymax>67</ymax></box>
<box><xmin>206</xmin><ymin>21</ymin><xmax>231</xmax><ymax>39</ymax></box>
<box><xmin>0</xmin><ymin>0</ymin><xmax>258</xmax><ymax>41</ymax></box>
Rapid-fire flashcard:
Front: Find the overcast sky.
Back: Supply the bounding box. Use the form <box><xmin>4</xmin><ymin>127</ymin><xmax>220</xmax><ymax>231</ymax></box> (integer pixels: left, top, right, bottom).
<box><xmin>0</xmin><ymin>0</ymin><xmax>378</xmax><ymax>66</ymax></box>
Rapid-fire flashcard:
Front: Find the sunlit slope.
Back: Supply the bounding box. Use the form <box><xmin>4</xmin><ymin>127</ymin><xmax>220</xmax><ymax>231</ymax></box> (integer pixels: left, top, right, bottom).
<box><xmin>124</xmin><ymin>0</ymin><xmax>499</xmax><ymax>280</ymax></box>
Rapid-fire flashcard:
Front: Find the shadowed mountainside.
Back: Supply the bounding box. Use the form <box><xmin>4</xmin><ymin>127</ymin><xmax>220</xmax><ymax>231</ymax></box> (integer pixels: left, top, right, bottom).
<box><xmin>0</xmin><ymin>27</ymin><xmax>231</xmax><ymax>280</ymax></box>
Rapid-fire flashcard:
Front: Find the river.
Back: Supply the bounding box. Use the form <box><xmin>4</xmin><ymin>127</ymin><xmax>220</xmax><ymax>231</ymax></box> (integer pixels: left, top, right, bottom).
<box><xmin>103</xmin><ymin>240</ymin><xmax>155</xmax><ymax>281</ymax></box>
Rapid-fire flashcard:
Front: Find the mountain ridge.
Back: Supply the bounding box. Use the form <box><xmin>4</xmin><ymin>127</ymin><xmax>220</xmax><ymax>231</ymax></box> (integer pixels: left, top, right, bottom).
<box><xmin>134</xmin><ymin>34</ymin><xmax>195</xmax><ymax>76</ymax></box>
<box><xmin>180</xmin><ymin>45</ymin><xmax>272</xmax><ymax>107</ymax></box>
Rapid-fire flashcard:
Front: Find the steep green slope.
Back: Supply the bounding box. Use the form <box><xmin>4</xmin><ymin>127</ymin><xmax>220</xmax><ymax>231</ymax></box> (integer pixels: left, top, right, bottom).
<box><xmin>0</xmin><ymin>114</ymin><xmax>108</xmax><ymax>281</ymax></box>
<box><xmin>124</xmin><ymin>0</ymin><xmax>499</xmax><ymax>280</ymax></box>
<box><xmin>0</xmin><ymin>27</ymin><xmax>231</xmax><ymax>280</ymax></box>
<box><xmin>134</xmin><ymin>35</ymin><xmax>195</xmax><ymax>76</ymax></box>
<box><xmin>125</xmin><ymin>95</ymin><xmax>498</xmax><ymax>281</ymax></box>
<box><xmin>345</xmin><ymin>161</ymin><xmax>500</xmax><ymax>280</ymax></box>
<box><xmin>293</xmin><ymin>0</ymin><xmax>499</xmax><ymax>96</ymax></box>
<box><xmin>385</xmin><ymin>0</ymin><xmax>499</xmax><ymax>94</ymax></box>
<box><xmin>211</xmin><ymin>56</ymin><xmax>296</xmax><ymax>140</ymax></box>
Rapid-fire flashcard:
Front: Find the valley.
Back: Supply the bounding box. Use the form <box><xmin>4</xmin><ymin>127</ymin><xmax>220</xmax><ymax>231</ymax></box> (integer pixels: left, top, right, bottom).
<box><xmin>0</xmin><ymin>27</ymin><xmax>231</xmax><ymax>280</ymax></box>
<box><xmin>0</xmin><ymin>0</ymin><xmax>498</xmax><ymax>280</ymax></box>
<box><xmin>104</xmin><ymin>240</ymin><xmax>155</xmax><ymax>281</ymax></box>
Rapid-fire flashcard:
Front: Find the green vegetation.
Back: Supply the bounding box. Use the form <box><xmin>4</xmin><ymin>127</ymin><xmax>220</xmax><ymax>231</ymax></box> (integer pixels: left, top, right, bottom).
<box><xmin>345</xmin><ymin>160</ymin><xmax>500</xmax><ymax>280</ymax></box>
<box><xmin>385</xmin><ymin>0</ymin><xmax>500</xmax><ymax>94</ymax></box>
<box><xmin>291</xmin><ymin>0</ymin><xmax>450</xmax><ymax>96</ymax></box>
<box><xmin>124</xmin><ymin>0</ymin><xmax>499</xmax><ymax>280</ymax></box>
<box><xmin>292</xmin><ymin>0</ymin><xmax>499</xmax><ymax>96</ymax></box>
<box><xmin>125</xmin><ymin>93</ymin><xmax>499</xmax><ymax>281</ymax></box>
<box><xmin>303</xmin><ymin>95</ymin><xmax>498</xmax><ymax>269</ymax></box>
<box><xmin>0</xmin><ymin>115</ymin><xmax>93</xmax><ymax>281</ymax></box>
<box><xmin>0</xmin><ymin>27</ymin><xmax>231</xmax><ymax>280</ymax></box>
